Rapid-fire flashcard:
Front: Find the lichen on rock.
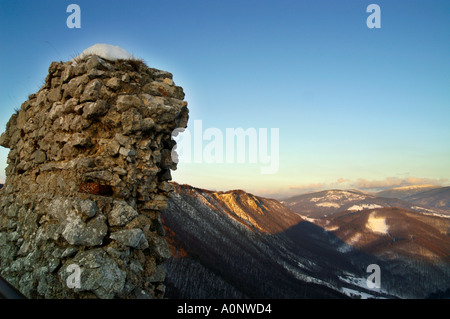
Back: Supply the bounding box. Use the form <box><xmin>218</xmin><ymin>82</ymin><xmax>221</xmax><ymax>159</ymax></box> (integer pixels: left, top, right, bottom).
<box><xmin>0</xmin><ymin>48</ymin><xmax>188</xmax><ymax>299</ymax></box>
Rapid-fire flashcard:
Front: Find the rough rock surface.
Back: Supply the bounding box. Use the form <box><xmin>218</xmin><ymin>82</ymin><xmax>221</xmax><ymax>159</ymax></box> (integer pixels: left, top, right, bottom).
<box><xmin>0</xmin><ymin>54</ymin><xmax>188</xmax><ymax>298</ymax></box>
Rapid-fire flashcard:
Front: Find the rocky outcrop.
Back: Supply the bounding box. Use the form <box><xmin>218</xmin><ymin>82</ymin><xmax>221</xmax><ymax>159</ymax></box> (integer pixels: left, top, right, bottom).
<box><xmin>0</xmin><ymin>53</ymin><xmax>188</xmax><ymax>298</ymax></box>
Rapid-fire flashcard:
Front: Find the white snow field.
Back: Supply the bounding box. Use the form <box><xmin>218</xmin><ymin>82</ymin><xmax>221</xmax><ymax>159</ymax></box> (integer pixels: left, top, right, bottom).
<box><xmin>74</xmin><ymin>43</ymin><xmax>136</xmax><ymax>61</ymax></box>
<box><xmin>348</xmin><ymin>204</ymin><xmax>383</xmax><ymax>211</ymax></box>
<box><xmin>366</xmin><ymin>212</ymin><xmax>389</xmax><ymax>234</ymax></box>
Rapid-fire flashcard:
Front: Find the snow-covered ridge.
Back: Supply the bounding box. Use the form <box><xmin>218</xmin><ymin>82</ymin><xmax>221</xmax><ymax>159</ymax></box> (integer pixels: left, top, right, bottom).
<box><xmin>310</xmin><ymin>190</ymin><xmax>368</xmax><ymax>204</ymax></box>
<box><xmin>73</xmin><ymin>43</ymin><xmax>137</xmax><ymax>62</ymax></box>
<box><xmin>411</xmin><ymin>206</ymin><xmax>450</xmax><ymax>218</ymax></box>
<box><xmin>412</xmin><ymin>206</ymin><xmax>438</xmax><ymax>214</ymax></box>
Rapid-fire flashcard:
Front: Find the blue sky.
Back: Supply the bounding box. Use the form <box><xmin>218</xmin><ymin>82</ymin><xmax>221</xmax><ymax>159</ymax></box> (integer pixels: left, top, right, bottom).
<box><xmin>0</xmin><ymin>0</ymin><xmax>449</xmax><ymax>197</ymax></box>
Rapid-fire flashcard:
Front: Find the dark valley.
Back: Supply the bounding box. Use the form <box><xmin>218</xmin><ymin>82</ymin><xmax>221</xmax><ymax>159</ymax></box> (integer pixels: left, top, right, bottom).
<box><xmin>162</xmin><ymin>183</ymin><xmax>450</xmax><ymax>299</ymax></box>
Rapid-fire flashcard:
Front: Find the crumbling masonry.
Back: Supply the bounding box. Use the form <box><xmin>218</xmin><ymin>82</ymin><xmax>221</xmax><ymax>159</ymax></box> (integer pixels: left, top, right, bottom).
<box><xmin>0</xmin><ymin>54</ymin><xmax>188</xmax><ymax>298</ymax></box>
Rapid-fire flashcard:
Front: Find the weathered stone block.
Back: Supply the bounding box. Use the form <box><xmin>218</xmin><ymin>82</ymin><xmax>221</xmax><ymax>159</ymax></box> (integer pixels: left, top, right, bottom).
<box><xmin>82</xmin><ymin>100</ymin><xmax>108</xmax><ymax>119</ymax></box>
<box><xmin>80</xmin><ymin>79</ymin><xmax>103</xmax><ymax>102</ymax></box>
<box><xmin>108</xmin><ymin>200</ymin><xmax>139</xmax><ymax>227</ymax></box>
<box><xmin>110</xmin><ymin>228</ymin><xmax>149</xmax><ymax>249</ymax></box>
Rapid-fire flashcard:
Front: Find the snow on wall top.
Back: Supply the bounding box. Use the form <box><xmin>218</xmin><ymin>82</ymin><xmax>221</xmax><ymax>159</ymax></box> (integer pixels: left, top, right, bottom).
<box><xmin>74</xmin><ymin>43</ymin><xmax>136</xmax><ymax>61</ymax></box>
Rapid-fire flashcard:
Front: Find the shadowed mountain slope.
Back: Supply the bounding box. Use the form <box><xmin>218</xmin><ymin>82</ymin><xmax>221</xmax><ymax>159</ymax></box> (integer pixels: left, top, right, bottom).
<box><xmin>162</xmin><ymin>183</ymin><xmax>450</xmax><ymax>299</ymax></box>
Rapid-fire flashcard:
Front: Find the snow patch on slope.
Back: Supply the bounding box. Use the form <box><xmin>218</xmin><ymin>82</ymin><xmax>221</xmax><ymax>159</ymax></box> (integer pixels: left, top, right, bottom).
<box><xmin>316</xmin><ymin>202</ymin><xmax>340</xmax><ymax>208</ymax></box>
<box><xmin>411</xmin><ymin>206</ymin><xmax>450</xmax><ymax>218</ymax></box>
<box><xmin>341</xmin><ymin>287</ymin><xmax>378</xmax><ymax>299</ymax></box>
<box><xmin>366</xmin><ymin>212</ymin><xmax>389</xmax><ymax>234</ymax></box>
<box><xmin>311</xmin><ymin>191</ymin><xmax>367</xmax><ymax>203</ymax></box>
<box><xmin>348</xmin><ymin>204</ymin><xmax>383</xmax><ymax>211</ymax></box>
<box><xmin>337</xmin><ymin>233</ymin><xmax>361</xmax><ymax>253</ymax></box>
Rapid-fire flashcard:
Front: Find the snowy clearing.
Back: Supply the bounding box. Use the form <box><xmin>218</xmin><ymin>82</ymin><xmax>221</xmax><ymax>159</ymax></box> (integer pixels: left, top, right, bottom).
<box><xmin>316</xmin><ymin>202</ymin><xmax>340</xmax><ymax>208</ymax></box>
<box><xmin>366</xmin><ymin>212</ymin><xmax>389</xmax><ymax>234</ymax></box>
<box><xmin>348</xmin><ymin>204</ymin><xmax>383</xmax><ymax>211</ymax></box>
<box><xmin>339</xmin><ymin>274</ymin><xmax>368</xmax><ymax>289</ymax></box>
<box><xmin>297</xmin><ymin>215</ymin><xmax>317</xmax><ymax>223</ymax></box>
<box><xmin>341</xmin><ymin>287</ymin><xmax>377</xmax><ymax>299</ymax></box>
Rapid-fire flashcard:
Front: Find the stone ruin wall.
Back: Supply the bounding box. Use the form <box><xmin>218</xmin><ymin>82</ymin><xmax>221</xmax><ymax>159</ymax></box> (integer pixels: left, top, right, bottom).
<box><xmin>0</xmin><ymin>54</ymin><xmax>188</xmax><ymax>298</ymax></box>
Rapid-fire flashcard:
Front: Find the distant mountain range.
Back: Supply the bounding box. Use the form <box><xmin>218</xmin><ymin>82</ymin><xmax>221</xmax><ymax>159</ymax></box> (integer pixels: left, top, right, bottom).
<box><xmin>162</xmin><ymin>183</ymin><xmax>450</xmax><ymax>299</ymax></box>
<box><xmin>375</xmin><ymin>185</ymin><xmax>441</xmax><ymax>199</ymax></box>
<box><xmin>281</xmin><ymin>187</ymin><xmax>450</xmax><ymax>219</ymax></box>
